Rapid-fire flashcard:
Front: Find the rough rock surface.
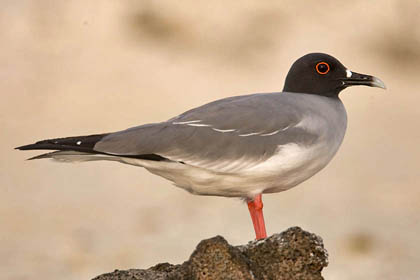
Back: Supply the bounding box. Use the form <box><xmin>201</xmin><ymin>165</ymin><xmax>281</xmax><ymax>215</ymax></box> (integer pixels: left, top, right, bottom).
<box><xmin>92</xmin><ymin>227</ymin><xmax>328</xmax><ymax>280</ymax></box>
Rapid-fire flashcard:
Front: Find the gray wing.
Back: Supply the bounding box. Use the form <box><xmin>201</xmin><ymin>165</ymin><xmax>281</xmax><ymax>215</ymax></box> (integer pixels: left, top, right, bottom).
<box><xmin>94</xmin><ymin>92</ymin><xmax>319</xmax><ymax>172</ymax></box>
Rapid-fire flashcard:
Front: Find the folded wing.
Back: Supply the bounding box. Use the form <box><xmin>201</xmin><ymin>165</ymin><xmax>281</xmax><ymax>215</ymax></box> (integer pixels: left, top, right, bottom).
<box><xmin>94</xmin><ymin>93</ymin><xmax>319</xmax><ymax>173</ymax></box>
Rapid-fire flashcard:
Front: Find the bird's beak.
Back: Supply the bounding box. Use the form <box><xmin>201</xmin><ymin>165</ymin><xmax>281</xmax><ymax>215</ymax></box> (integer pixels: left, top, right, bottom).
<box><xmin>342</xmin><ymin>70</ymin><xmax>386</xmax><ymax>89</ymax></box>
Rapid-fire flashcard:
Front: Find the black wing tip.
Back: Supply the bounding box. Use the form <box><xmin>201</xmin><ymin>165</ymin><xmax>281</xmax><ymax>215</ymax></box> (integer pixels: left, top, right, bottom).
<box><xmin>15</xmin><ymin>143</ymin><xmax>37</xmax><ymax>150</ymax></box>
<box><xmin>15</xmin><ymin>142</ymin><xmax>59</xmax><ymax>151</ymax></box>
<box><xmin>16</xmin><ymin>134</ymin><xmax>169</xmax><ymax>162</ymax></box>
<box><xmin>16</xmin><ymin>138</ymin><xmax>55</xmax><ymax>150</ymax></box>
<box><xmin>15</xmin><ymin>133</ymin><xmax>110</xmax><ymax>152</ymax></box>
<box><xmin>14</xmin><ymin>143</ymin><xmax>54</xmax><ymax>160</ymax></box>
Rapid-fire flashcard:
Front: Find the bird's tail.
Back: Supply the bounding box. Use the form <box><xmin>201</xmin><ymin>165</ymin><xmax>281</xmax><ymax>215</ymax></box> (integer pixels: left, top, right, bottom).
<box><xmin>28</xmin><ymin>150</ymin><xmax>122</xmax><ymax>162</ymax></box>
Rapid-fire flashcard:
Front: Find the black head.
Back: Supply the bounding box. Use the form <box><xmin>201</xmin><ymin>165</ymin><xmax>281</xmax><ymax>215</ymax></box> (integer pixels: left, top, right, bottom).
<box><xmin>283</xmin><ymin>53</ymin><xmax>386</xmax><ymax>97</ymax></box>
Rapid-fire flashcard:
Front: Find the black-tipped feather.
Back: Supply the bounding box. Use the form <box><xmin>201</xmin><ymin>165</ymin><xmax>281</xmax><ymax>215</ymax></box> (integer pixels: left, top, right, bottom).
<box><xmin>16</xmin><ymin>133</ymin><xmax>109</xmax><ymax>152</ymax></box>
<box><xmin>16</xmin><ymin>133</ymin><xmax>168</xmax><ymax>161</ymax></box>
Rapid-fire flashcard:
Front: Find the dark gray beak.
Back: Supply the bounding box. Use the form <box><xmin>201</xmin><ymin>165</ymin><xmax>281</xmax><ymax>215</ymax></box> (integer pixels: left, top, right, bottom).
<box><xmin>342</xmin><ymin>71</ymin><xmax>386</xmax><ymax>89</ymax></box>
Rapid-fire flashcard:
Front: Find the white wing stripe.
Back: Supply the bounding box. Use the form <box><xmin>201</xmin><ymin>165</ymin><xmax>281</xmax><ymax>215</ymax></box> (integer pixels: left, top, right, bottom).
<box><xmin>212</xmin><ymin>128</ymin><xmax>236</xmax><ymax>133</ymax></box>
<box><xmin>260</xmin><ymin>130</ymin><xmax>280</xmax><ymax>136</ymax></box>
<box><xmin>239</xmin><ymin>132</ymin><xmax>261</xmax><ymax>137</ymax></box>
<box><xmin>173</xmin><ymin>121</ymin><xmax>289</xmax><ymax>138</ymax></box>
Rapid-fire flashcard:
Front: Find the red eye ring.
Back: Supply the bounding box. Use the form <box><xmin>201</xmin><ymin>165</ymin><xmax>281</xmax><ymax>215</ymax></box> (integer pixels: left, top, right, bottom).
<box><xmin>316</xmin><ymin>62</ymin><xmax>330</xmax><ymax>75</ymax></box>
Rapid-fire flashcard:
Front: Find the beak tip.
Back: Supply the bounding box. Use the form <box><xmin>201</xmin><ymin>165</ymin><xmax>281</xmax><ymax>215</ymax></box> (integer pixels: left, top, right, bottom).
<box><xmin>372</xmin><ymin>77</ymin><xmax>387</xmax><ymax>90</ymax></box>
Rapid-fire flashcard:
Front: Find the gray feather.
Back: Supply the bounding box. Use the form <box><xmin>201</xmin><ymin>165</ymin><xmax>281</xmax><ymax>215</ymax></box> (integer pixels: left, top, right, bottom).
<box><xmin>94</xmin><ymin>92</ymin><xmax>330</xmax><ymax>172</ymax></box>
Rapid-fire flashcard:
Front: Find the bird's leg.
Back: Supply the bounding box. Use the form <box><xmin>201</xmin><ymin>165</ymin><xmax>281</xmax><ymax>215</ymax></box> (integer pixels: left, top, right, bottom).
<box><xmin>247</xmin><ymin>194</ymin><xmax>267</xmax><ymax>240</ymax></box>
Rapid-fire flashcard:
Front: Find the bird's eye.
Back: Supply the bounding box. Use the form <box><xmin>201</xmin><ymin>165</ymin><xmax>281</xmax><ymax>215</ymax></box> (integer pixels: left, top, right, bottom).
<box><xmin>315</xmin><ymin>62</ymin><xmax>330</xmax><ymax>75</ymax></box>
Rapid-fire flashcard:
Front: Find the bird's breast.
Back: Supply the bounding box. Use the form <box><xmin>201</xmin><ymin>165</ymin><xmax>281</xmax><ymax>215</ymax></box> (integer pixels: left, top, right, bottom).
<box><xmin>258</xmin><ymin>99</ymin><xmax>347</xmax><ymax>193</ymax></box>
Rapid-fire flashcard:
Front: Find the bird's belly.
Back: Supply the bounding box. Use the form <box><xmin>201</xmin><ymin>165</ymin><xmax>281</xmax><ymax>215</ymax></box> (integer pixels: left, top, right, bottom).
<box><xmin>247</xmin><ymin>142</ymin><xmax>336</xmax><ymax>194</ymax></box>
<box><xmin>123</xmin><ymin>141</ymin><xmax>339</xmax><ymax>198</ymax></box>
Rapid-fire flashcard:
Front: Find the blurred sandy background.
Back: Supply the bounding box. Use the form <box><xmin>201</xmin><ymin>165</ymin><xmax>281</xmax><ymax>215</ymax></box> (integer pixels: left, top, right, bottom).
<box><xmin>1</xmin><ymin>1</ymin><xmax>420</xmax><ymax>279</ymax></box>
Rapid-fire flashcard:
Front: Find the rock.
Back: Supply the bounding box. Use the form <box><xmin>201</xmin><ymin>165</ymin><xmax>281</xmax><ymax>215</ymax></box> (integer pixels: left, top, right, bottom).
<box><xmin>92</xmin><ymin>227</ymin><xmax>328</xmax><ymax>280</ymax></box>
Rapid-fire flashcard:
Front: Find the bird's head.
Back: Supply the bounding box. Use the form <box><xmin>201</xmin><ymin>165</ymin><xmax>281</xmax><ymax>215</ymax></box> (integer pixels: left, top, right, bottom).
<box><xmin>283</xmin><ymin>53</ymin><xmax>386</xmax><ymax>97</ymax></box>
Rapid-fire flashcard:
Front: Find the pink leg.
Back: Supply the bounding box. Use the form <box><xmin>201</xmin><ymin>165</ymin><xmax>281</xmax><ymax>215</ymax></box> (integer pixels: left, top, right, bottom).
<box><xmin>247</xmin><ymin>194</ymin><xmax>267</xmax><ymax>240</ymax></box>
